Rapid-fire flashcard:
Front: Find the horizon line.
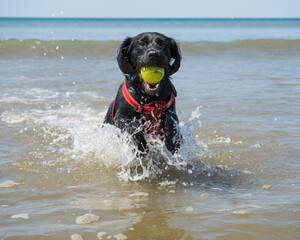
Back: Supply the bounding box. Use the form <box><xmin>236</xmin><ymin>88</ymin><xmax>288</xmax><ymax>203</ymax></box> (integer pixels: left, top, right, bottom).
<box><xmin>1</xmin><ymin>16</ymin><xmax>300</xmax><ymax>20</ymax></box>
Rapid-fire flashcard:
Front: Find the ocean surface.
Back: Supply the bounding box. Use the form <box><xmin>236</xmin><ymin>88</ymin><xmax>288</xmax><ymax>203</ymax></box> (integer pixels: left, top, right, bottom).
<box><xmin>0</xmin><ymin>18</ymin><xmax>300</xmax><ymax>239</ymax></box>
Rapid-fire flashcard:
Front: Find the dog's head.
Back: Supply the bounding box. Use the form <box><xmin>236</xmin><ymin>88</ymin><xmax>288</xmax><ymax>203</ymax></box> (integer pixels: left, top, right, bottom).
<box><xmin>117</xmin><ymin>32</ymin><xmax>181</xmax><ymax>95</ymax></box>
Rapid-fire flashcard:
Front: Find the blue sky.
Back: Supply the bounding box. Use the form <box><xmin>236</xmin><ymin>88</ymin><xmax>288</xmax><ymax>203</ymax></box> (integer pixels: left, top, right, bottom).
<box><xmin>1</xmin><ymin>0</ymin><xmax>300</xmax><ymax>18</ymax></box>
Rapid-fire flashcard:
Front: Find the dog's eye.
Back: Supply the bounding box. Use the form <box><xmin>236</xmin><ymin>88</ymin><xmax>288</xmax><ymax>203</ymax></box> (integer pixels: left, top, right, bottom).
<box><xmin>138</xmin><ymin>41</ymin><xmax>146</xmax><ymax>47</ymax></box>
<box><xmin>155</xmin><ymin>38</ymin><xmax>165</xmax><ymax>47</ymax></box>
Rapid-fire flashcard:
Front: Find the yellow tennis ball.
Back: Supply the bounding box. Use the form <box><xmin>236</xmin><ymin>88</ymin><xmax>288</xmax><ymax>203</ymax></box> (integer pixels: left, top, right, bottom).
<box><xmin>140</xmin><ymin>66</ymin><xmax>165</xmax><ymax>84</ymax></box>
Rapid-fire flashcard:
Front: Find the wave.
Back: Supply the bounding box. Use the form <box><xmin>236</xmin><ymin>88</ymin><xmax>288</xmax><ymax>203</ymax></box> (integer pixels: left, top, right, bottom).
<box><xmin>1</xmin><ymin>38</ymin><xmax>300</xmax><ymax>56</ymax></box>
<box><xmin>181</xmin><ymin>39</ymin><xmax>300</xmax><ymax>53</ymax></box>
<box><xmin>0</xmin><ymin>39</ymin><xmax>120</xmax><ymax>56</ymax></box>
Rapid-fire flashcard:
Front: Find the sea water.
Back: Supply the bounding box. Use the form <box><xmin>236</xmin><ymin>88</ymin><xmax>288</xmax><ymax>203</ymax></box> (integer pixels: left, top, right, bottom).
<box><xmin>0</xmin><ymin>18</ymin><xmax>300</xmax><ymax>239</ymax></box>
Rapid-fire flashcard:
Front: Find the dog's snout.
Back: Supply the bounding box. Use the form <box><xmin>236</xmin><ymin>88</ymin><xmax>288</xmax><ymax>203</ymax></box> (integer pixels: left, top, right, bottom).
<box><xmin>147</xmin><ymin>50</ymin><xmax>158</xmax><ymax>59</ymax></box>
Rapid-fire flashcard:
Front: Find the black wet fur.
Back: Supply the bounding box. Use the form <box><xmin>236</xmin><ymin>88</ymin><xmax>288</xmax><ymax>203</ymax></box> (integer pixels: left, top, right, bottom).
<box><xmin>104</xmin><ymin>32</ymin><xmax>182</xmax><ymax>155</ymax></box>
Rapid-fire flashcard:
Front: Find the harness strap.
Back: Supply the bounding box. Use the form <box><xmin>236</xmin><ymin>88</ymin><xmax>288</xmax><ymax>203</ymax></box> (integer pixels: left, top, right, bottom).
<box><xmin>112</xmin><ymin>79</ymin><xmax>176</xmax><ymax>135</ymax></box>
<box><xmin>122</xmin><ymin>79</ymin><xmax>175</xmax><ymax>115</ymax></box>
<box><xmin>111</xmin><ymin>97</ymin><xmax>117</xmax><ymax>123</ymax></box>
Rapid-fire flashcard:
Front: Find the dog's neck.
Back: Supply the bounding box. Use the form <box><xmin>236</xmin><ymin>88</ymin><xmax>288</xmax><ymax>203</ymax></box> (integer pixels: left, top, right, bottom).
<box><xmin>125</xmin><ymin>74</ymin><xmax>172</xmax><ymax>104</ymax></box>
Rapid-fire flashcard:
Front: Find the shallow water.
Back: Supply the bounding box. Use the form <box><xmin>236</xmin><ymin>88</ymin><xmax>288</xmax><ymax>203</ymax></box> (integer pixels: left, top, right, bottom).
<box><xmin>1</xmin><ymin>18</ymin><xmax>300</xmax><ymax>239</ymax></box>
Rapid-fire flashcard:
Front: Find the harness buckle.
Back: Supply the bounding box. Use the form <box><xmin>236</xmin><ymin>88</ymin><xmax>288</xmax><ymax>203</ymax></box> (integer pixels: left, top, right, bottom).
<box><xmin>137</xmin><ymin>105</ymin><xmax>144</xmax><ymax>114</ymax></box>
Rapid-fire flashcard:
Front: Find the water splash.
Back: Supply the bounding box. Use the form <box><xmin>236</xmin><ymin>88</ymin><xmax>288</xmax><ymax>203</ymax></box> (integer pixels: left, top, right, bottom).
<box><xmin>93</xmin><ymin>107</ymin><xmax>211</xmax><ymax>182</ymax></box>
<box><xmin>1</xmin><ymin>104</ymin><xmax>210</xmax><ymax>182</ymax></box>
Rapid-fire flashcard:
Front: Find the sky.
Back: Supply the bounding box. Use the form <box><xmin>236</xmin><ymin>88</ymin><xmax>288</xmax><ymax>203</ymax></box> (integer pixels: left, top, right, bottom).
<box><xmin>0</xmin><ymin>0</ymin><xmax>300</xmax><ymax>18</ymax></box>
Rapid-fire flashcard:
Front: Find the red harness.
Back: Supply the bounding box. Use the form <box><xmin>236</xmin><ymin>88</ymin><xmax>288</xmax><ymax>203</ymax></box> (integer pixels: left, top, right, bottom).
<box><xmin>112</xmin><ymin>79</ymin><xmax>175</xmax><ymax>135</ymax></box>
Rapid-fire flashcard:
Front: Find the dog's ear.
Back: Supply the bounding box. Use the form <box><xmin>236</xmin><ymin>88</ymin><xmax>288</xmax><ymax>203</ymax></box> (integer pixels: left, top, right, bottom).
<box><xmin>168</xmin><ymin>38</ymin><xmax>181</xmax><ymax>75</ymax></box>
<box><xmin>117</xmin><ymin>37</ymin><xmax>135</xmax><ymax>75</ymax></box>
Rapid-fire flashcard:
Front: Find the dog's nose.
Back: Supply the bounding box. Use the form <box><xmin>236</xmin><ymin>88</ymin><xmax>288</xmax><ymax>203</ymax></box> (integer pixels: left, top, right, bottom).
<box><xmin>147</xmin><ymin>50</ymin><xmax>158</xmax><ymax>59</ymax></box>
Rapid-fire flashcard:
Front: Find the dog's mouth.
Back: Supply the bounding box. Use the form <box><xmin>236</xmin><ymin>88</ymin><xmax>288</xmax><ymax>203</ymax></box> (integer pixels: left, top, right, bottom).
<box><xmin>139</xmin><ymin>73</ymin><xmax>162</xmax><ymax>94</ymax></box>
<box><xmin>139</xmin><ymin>66</ymin><xmax>165</xmax><ymax>94</ymax></box>
<box><xmin>144</xmin><ymin>79</ymin><xmax>160</xmax><ymax>91</ymax></box>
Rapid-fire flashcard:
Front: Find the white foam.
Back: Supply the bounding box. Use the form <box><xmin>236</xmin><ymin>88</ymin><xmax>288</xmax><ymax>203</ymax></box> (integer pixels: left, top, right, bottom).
<box><xmin>200</xmin><ymin>193</ymin><xmax>209</xmax><ymax>197</ymax></box>
<box><xmin>0</xmin><ymin>180</ymin><xmax>20</xmax><ymax>188</ymax></box>
<box><xmin>1</xmin><ymin>98</ymin><xmax>208</xmax><ymax>181</ymax></box>
<box><xmin>1</xmin><ymin>111</ymin><xmax>28</xmax><ymax>124</ymax></box>
<box><xmin>232</xmin><ymin>210</ymin><xmax>249</xmax><ymax>215</ymax></box>
<box><xmin>97</xmin><ymin>232</ymin><xmax>107</xmax><ymax>240</ymax></box>
<box><xmin>113</xmin><ymin>233</ymin><xmax>127</xmax><ymax>240</ymax></box>
<box><xmin>75</xmin><ymin>213</ymin><xmax>100</xmax><ymax>224</ymax></box>
<box><xmin>262</xmin><ymin>184</ymin><xmax>271</xmax><ymax>190</ymax></box>
<box><xmin>11</xmin><ymin>213</ymin><xmax>29</xmax><ymax>219</ymax></box>
<box><xmin>0</xmin><ymin>88</ymin><xmax>59</xmax><ymax>105</ymax></box>
<box><xmin>0</xmin><ymin>87</ymin><xmax>107</xmax><ymax>108</ymax></box>
<box><xmin>211</xmin><ymin>137</ymin><xmax>231</xmax><ymax>144</ymax></box>
<box><xmin>70</xmin><ymin>234</ymin><xmax>83</xmax><ymax>240</ymax></box>
<box><xmin>185</xmin><ymin>207</ymin><xmax>194</xmax><ymax>212</ymax></box>
<box><xmin>129</xmin><ymin>192</ymin><xmax>149</xmax><ymax>198</ymax></box>
<box><xmin>237</xmin><ymin>205</ymin><xmax>262</xmax><ymax>209</ymax></box>
<box><xmin>159</xmin><ymin>180</ymin><xmax>178</xmax><ymax>187</ymax></box>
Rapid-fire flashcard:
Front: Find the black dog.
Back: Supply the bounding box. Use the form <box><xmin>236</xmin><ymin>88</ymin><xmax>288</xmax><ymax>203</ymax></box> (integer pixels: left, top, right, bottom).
<box><xmin>104</xmin><ymin>32</ymin><xmax>182</xmax><ymax>155</ymax></box>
